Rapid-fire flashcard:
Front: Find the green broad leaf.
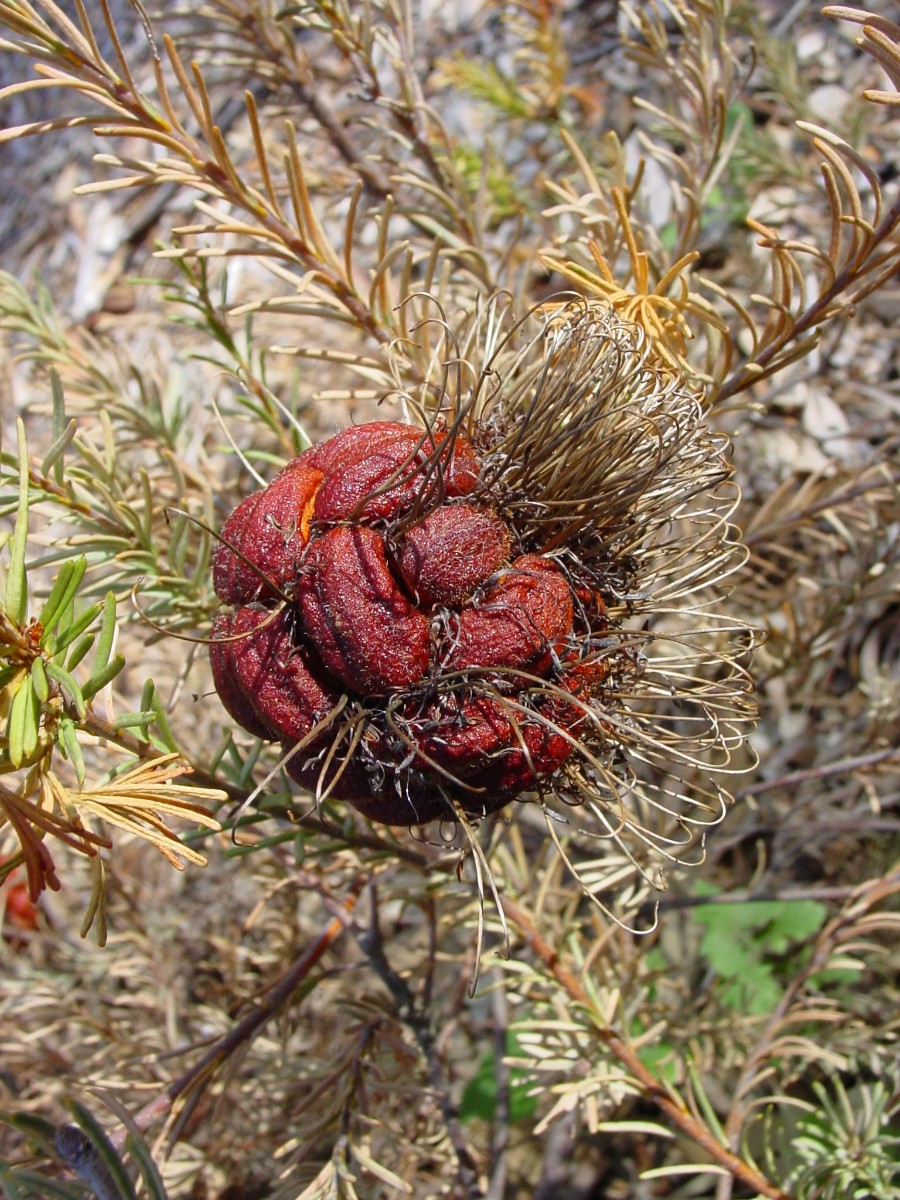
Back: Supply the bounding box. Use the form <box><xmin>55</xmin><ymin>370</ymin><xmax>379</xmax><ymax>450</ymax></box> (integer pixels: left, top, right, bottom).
<box><xmin>4</xmin><ymin>417</ymin><xmax>30</xmax><ymax>625</ymax></box>
<box><xmin>696</xmin><ymin>924</ymin><xmax>756</xmax><ymax>979</ymax></box>
<box><xmin>45</xmin><ymin>662</ymin><xmax>86</xmax><ymax>719</ymax></box>
<box><xmin>751</xmin><ymin>899</ymin><xmax>828</xmax><ymax>952</ymax></box>
<box><xmin>38</xmin><ymin>557</ymin><xmax>87</xmax><ymax>639</ymax></box>
<box><xmin>658</xmin><ymin>219</ymin><xmax>679</xmax><ymax>251</ymax></box>
<box><xmin>694</xmin><ymin>896</ymin><xmax>827</xmax><ymax>950</ymax></box>
<box><xmin>720</xmin><ymin>972</ymin><xmax>783</xmax><ymax>1015</ymax></box>
<box><xmin>459</xmin><ymin>1035</ymin><xmax>537</xmax><ymax>1125</ymax></box>
<box><xmin>692</xmin><ymin>893</ymin><xmax>829</xmax><ymax>1014</ymax></box>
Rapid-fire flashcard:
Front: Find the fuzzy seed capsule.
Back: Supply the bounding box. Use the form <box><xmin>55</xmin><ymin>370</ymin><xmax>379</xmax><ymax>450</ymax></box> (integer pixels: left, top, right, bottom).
<box><xmin>210</xmin><ymin>421</ymin><xmax>585</xmax><ymax>824</ymax></box>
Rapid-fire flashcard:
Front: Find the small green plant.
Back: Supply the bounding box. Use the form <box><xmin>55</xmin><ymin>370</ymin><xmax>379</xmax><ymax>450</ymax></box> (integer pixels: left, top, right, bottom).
<box><xmin>783</xmin><ymin>1077</ymin><xmax>900</xmax><ymax>1200</ymax></box>
<box><xmin>693</xmin><ymin>888</ymin><xmax>829</xmax><ymax>1014</ymax></box>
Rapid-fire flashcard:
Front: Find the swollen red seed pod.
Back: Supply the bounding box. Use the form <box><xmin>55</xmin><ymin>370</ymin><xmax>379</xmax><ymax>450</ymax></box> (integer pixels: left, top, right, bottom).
<box><xmin>210</xmin><ymin>420</ymin><xmax>587</xmax><ymax>824</ymax></box>
<box><xmin>442</xmin><ymin>555</ymin><xmax>574</xmax><ymax>674</ymax></box>
<box><xmin>212</xmin><ymin>460</ymin><xmax>323</xmax><ymax>605</ymax></box>
<box><xmin>396</xmin><ymin>504</ymin><xmax>511</xmax><ymax>607</ymax></box>
<box><xmin>296</xmin><ymin>525</ymin><xmax>432</xmax><ymax>694</ymax></box>
<box><xmin>208</xmin><ymin>611</ymin><xmax>274</xmax><ymax>740</ymax></box>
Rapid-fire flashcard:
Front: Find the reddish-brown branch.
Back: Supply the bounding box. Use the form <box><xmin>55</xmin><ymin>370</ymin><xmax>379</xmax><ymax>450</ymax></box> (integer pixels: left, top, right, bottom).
<box><xmin>500</xmin><ymin>896</ymin><xmax>793</xmax><ymax>1200</ymax></box>
<box><xmin>116</xmin><ymin>875</ymin><xmax>366</xmax><ymax>1147</ymax></box>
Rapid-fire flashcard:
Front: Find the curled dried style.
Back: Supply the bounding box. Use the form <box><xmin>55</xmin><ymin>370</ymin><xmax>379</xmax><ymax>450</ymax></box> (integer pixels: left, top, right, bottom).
<box><xmin>210</xmin><ymin>300</ymin><xmax>757</xmax><ymax>907</ymax></box>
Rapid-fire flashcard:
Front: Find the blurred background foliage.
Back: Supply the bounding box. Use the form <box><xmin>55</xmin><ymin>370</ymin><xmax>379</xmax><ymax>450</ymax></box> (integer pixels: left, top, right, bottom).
<box><xmin>0</xmin><ymin>1</ymin><xmax>898</xmax><ymax>1198</ymax></box>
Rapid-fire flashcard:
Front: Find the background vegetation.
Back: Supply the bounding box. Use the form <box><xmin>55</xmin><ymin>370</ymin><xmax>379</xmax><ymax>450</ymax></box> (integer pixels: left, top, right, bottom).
<box><xmin>0</xmin><ymin>2</ymin><xmax>897</xmax><ymax>1197</ymax></box>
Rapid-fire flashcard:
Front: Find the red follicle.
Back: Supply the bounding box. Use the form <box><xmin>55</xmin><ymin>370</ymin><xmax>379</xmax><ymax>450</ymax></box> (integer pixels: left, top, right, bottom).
<box><xmin>444</xmin><ymin>555</ymin><xmax>573</xmax><ymax>673</ymax></box>
<box><xmin>396</xmin><ymin>503</ymin><xmax>511</xmax><ymax>607</ymax></box>
<box><xmin>210</xmin><ymin>607</ymin><xmax>339</xmax><ymax>743</ymax></box>
<box><xmin>209</xmin><ymin>610</ymin><xmax>275</xmax><ymax>739</ymax></box>
<box><xmin>212</xmin><ymin>493</ymin><xmax>263</xmax><ymax>606</ymax></box>
<box><xmin>231</xmin><ymin>606</ymin><xmax>339</xmax><ymax>743</ymax></box>
<box><xmin>213</xmin><ymin>460</ymin><xmax>323</xmax><ymax>604</ymax></box>
<box><xmin>299</xmin><ymin>420</ymin><xmax>417</xmax><ymax>475</ymax></box>
<box><xmin>312</xmin><ymin>428</ymin><xmax>433</xmax><ymax>523</ymax></box>
<box><xmin>296</xmin><ymin>525</ymin><xmax>431</xmax><ymax>694</ymax></box>
<box><xmin>416</xmin><ymin>695</ymin><xmax>574</xmax><ymax>797</ymax></box>
<box><xmin>303</xmin><ymin>421</ymin><xmax>479</xmax><ymax>516</ymax></box>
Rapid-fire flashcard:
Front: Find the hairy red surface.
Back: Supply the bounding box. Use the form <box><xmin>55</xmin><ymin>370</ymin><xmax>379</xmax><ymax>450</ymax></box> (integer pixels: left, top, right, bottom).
<box><xmin>210</xmin><ymin>421</ymin><xmax>590</xmax><ymax>825</ymax></box>
<box><xmin>213</xmin><ymin>460</ymin><xmax>323</xmax><ymax>604</ymax></box>
<box><xmin>296</xmin><ymin>525</ymin><xmax>431</xmax><ymax>693</ymax></box>
<box><xmin>396</xmin><ymin>503</ymin><xmax>511</xmax><ymax>606</ymax></box>
<box><xmin>445</xmin><ymin>556</ymin><xmax>573</xmax><ymax>673</ymax></box>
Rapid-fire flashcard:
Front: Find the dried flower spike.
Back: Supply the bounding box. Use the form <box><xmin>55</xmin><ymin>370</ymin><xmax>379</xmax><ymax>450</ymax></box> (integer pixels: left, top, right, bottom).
<box><xmin>210</xmin><ymin>300</ymin><xmax>757</xmax><ymax>893</ymax></box>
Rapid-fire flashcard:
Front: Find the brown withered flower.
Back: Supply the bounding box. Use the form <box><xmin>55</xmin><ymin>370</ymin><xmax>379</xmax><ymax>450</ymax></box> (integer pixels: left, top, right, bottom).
<box><xmin>210</xmin><ymin>299</ymin><xmax>757</xmax><ymax>914</ymax></box>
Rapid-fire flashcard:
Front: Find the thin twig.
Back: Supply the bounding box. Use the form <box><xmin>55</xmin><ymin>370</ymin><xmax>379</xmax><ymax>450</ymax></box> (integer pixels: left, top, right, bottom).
<box><xmin>736</xmin><ymin>748</ymin><xmax>898</xmax><ymax>798</ymax></box>
<box><xmin>117</xmin><ymin>874</ymin><xmax>366</xmax><ymax>1147</ymax></box>
<box><xmin>352</xmin><ymin>886</ymin><xmax>485</xmax><ymax>1200</ymax></box>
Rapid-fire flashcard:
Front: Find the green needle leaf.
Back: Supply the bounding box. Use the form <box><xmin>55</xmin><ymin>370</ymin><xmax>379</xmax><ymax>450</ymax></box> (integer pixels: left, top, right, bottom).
<box><xmin>30</xmin><ymin>656</ymin><xmax>49</xmax><ymax>703</ymax></box>
<box><xmin>45</xmin><ymin>662</ymin><xmax>86</xmax><ymax>720</ymax></box>
<box><xmin>7</xmin><ymin>678</ymin><xmax>31</xmax><ymax>768</ymax></box>
<box><xmin>91</xmin><ymin>592</ymin><xmax>117</xmax><ymax>675</ymax></box>
<box><xmin>38</xmin><ymin>557</ymin><xmax>87</xmax><ymax>638</ymax></box>
<box><xmin>82</xmin><ymin>654</ymin><xmax>125</xmax><ymax>701</ymax></box>
<box><xmin>4</xmin><ymin>417</ymin><xmax>30</xmax><ymax>625</ymax></box>
<box><xmin>59</xmin><ymin>717</ymin><xmax>86</xmax><ymax>786</ymax></box>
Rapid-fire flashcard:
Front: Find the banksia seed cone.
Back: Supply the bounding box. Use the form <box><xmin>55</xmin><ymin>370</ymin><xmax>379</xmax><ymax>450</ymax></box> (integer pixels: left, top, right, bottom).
<box><xmin>211</xmin><ymin>420</ymin><xmax>593</xmax><ymax>824</ymax></box>
<box><xmin>210</xmin><ymin>300</ymin><xmax>757</xmax><ymax>887</ymax></box>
